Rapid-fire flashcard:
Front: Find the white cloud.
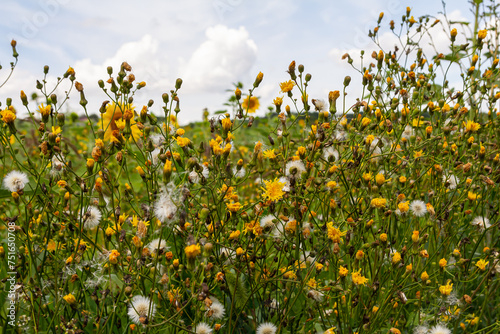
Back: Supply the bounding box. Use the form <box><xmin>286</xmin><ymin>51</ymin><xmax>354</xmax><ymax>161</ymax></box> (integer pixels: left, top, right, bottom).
<box><xmin>182</xmin><ymin>25</ymin><xmax>257</xmax><ymax>93</ymax></box>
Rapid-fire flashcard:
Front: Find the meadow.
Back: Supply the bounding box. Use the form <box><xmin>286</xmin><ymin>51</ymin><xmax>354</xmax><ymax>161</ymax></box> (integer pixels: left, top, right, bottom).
<box><xmin>1</xmin><ymin>3</ymin><xmax>500</xmax><ymax>334</ymax></box>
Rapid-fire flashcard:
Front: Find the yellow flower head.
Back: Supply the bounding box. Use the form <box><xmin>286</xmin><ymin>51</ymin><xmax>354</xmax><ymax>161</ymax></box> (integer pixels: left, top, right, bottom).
<box><xmin>352</xmin><ymin>269</ymin><xmax>369</xmax><ymax>286</ymax></box>
<box><xmin>185</xmin><ymin>244</ymin><xmax>201</xmax><ymax>259</ymax></box>
<box><xmin>439</xmin><ymin>281</ymin><xmax>453</xmax><ymax>295</ymax></box>
<box><xmin>371</xmin><ymin>197</ymin><xmax>387</xmax><ymax>208</ymax></box>
<box><xmin>241</xmin><ymin>96</ymin><xmax>260</xmax><ymax>113</ymax></box>
<box><xmin>262</xmin><ymin>178</ymin><xmax>285</xmax><ymax>202</ymax></box>
<box><xmin>327</xmin><ymin>222</ymin><xmax>347</xmax><ymax>243</ymax></box>
<box><xmin>279</xmin><ymin>80</ymin><xmax>295</xmax><ymax>93</ymax></box>
<box><xmin>101</xmin><ymin>102</ymin><xmax>141</xmax><ymax>142</ymax></box>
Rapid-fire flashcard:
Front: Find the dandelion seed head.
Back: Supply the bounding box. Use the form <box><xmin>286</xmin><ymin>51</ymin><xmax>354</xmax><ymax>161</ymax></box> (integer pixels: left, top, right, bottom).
<box><xmin>3</xmin><ymin>170</ymin><xmax>29</xmax><ymax>192</ymax></box>
<box><xmin>442</xmin><ymin>173</ymin><xmax>459</xmax><ymax>189</ymax></box>
<box><xmin>256</xmin><ymin>322</ymin><xmax>278</xmax><ymax>334</ymax></box>
<box><xmin>323</xmin><ymin>147</ymin><xmax>339</xmax><ymax>162</ymax></box>
<box><xmin>154</xmin><ymin>190</ymin><xmax>177</xmax><ymax>223</ymax></box>
<box><xmin>195</xmin><ymin>322</ymin><xmax>212</xmax><ymax>334</ymax></box>
<box><xmin>127</xmin><ymin>295</ymin><xmax>156</xmax><ymax>325</ymax></box>
<box><xmin>471</xmin><ymin>216</ymin><xmax>490</xmax><ymax>230</ymax></box>
<box><xmin>429</xmin><ymin>324</ymin><xmax>451</xmax><ymax>334</ymax></box>
<box><xmin>285</xmin><ymin>160</ymin><xmax>306</xmax><ymax>177</ymax></box>
<box><xmin>82</xmin><ymin>206</ymin><xmax>101</xmax><ymax>229</ymax></box>
<box><xmin>146</xmin><ymin>238</ymin><xmax>168</xmax><ymax>254</ymax></box>
<box><xmin>410</xmin><ymin>200</ymin><xmax>427</xmax><ymax>217</ymax></box>
<box><xmin>208</xmin><ymin>301</ymin><xmax>225</xmax><ymax>319</ymax></box>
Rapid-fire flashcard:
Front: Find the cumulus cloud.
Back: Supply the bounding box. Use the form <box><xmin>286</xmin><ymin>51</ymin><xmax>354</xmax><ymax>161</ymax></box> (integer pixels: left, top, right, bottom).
<box><xmin>182</xmin><ymin>25</ymin><xmax>257</xmax><ymax>92</ymax></box>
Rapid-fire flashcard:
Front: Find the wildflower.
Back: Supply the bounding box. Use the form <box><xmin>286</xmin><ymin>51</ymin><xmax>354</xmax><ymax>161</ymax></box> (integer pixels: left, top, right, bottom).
<box><xmin>101</xmin><ymin>103</ymin><xmax>141</xmax><ymax>141</ymax></box>
<box><xmin>476</xmin><ymin>259</ymin><xmax>488</xmax><ymax>271</ymax></box>
<box><xmin>326</xmin><ymin>222</ymin><xmax>347</xmax><ymax>243</ymax></box>
<box><xmin>226</xmin><ymin>202</ymin><xmax>242</xmax><ymax>212</ymax></box>
<box><xmin>263</xmin><ymin>149</ymin><xmax>277</xmax><ymax>159</ymax></box>
<box><xmin>323</xmin><ymin>147</ymin><xmax>339</xmax><ymax>162</ymax></box>
<box><xmin>242</xmin><ymin>96</ymin><xmax>260</xmax><ymax>113</ymax></box>
<box><xmin>463</xmin><ymin>120</ymin><xmax>480</xmax><ymax>132</ymax></box>
<box><xmin>37</xmin><ymin>103</ymin><xmax>51</xmax><ymax>117</ymax></box>
<box><xmin>412</xmin><ymin>231</ymin><xmax>419</xmax><ymax>243</ymax></box>
<box><xmin>356</xmin><ymin>250</ymin><xmax>364</xmax><ymax>260</ymax></box>
<box><xmin>361</xmin><ymin>117</ymin><xmax>371</xmax><ymax>128</ymax></box>
<box><xmin>413</xmin><ymin>150</ymin><xmax>424</xmax><ymax>159</ymax></box>
<box><xmin>82</xmin><ymin>206</ymin><xmax>101</xmax><ymax>230</ymax></box>
<box><xmin>439</xmin><ymin>281</ymin><xmax>453</xmax><ymax>296</ymax></box>
<box><xmin>324</xmin><ymin>327</ymin><xmax>336</xmax><ymax>334</ymax></box>
<box><xmin>421</xmin><ymin>271</ymin><xmax>429</xmax><ymax>281</ymax></box>
<box><xmin>185</xmin><ymin>244</ymin><xmax>201</xmax><ymax>259</ymax></box>
<box><xmin>256</xmin><ymin>322</ymin><xmax>277</xmax><ymax>334</ymax></box>
<box><xmin>3</xmin><ymin>170</ymin><xmax>29</xmax><ymax>192</ymax></box>
<box><xmin>128</xmin><ymin>295</ymin><xmax>156</xmax><ymax>325</ymax></box>
<box><xmin>285</xmin><ymin>160</ymin><xmax>306</xmax><ymax>176</ymax></box>
<box><xmin>207</xmin><ymin>300</ymin><xmax>225</xmax><ymax>320</ymax></box>
<box><xmin>339</xmin><ymin>266</ymin><xmax>349</xmax><ymax>277</ymax></box>
<box><xmin>477</xmin><ymin>29</ymin><xmax>487</xmax><ymax>40</ymax></box>
<box><xmin>176</xmin><ymin>136</ymin><xmax>191</xmax><ymax>148</ymax></box>
<box><xmin>429</xmin><ymin>324</ymin><xmax>451</xmax><ymax>334</ymax></box>
<box><xmin>375</xmin><ymin>173</ymin><xmax>385</xmax><ymax>185</ymax></box>
<box><xmin>397</xmin><ymin>201</ymin><xmax>410</xmax><ymax>214</ymax></box>
<box><xmin>260</xmin><ymin>215</ymin><xmax>276</xmax><ymax>230</ymax></box>
<box><xmin>195</xmin><ymin>322</ymin><xmax>213</xmax><ymax>334</ymax></box>
<box><xmin>280</xmin><ymin>80</ymin><xmax>295</xmax><ymax>93</ymax></box>
<box><xmin>146</xmin><ymin>239</ymin><xmax>168</xmax><ymax>254</ymax></box>
<box><xmin>63</xmin><ymin>293</ymin><xmax>76</xmax><ymax>305</ymax></box>
<box><xmin>410</xmin><ymin>200</ymin><xmax>427</xmax><ymax>217</ymax></box>
<box><xmin>443</xmin><ymin>174</ymin><xmax>459</xmax><ymax>189</ymax></box>
<box><xmin>109</xmin><ymin>250</ymin><xmax>120</xmax><ymax>264</ymax></box>
<box><xmin>1</xmin><ymin>108</ymin><xmax>16</xmax><ymax>123</ymax></box>
<box><xmin>154</xmin><ymin>190</ymin><xmax>177</xmax><ymax>223</ymax></box>
<box><xmin>392</xmin><ymin>252</ymin><xmax>401</xmax><ymax>264</ymax></box>
<box><xmin>351</xmin><ymin>269</ymin><xmax>369</xmax><ymax>286</ymax></box>
<box><xmin>371</xmin><ymin>197</ymin><xmax>387</xmax><ymax>208</ymax></box>
<box><xmin>262</xmin><ymin>178</ymin><xmax>285</xmax><ymax>202</ymax></box>
<box><xmin>467</xmin><ymin>191</ymin><xmax>479</xmax><ymax>201</ymax></box>
<box><xmin>439</xmin><ymin>258</ymin><xmax>447</xmax><ymax>268</ymax></box>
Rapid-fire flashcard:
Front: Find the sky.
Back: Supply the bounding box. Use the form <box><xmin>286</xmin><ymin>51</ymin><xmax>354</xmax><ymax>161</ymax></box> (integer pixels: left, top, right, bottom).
<box><xmin>0</xmin><ymin>0</ymin><xmax>479</xmax><ymax>124</ymax></box>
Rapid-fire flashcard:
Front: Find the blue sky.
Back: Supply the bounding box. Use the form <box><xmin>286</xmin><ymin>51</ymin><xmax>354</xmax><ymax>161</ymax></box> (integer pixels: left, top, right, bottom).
<box><xmin>0</xmin><ymin>0</ymin><xmax>476</xmax><ymax>123</ymax></box>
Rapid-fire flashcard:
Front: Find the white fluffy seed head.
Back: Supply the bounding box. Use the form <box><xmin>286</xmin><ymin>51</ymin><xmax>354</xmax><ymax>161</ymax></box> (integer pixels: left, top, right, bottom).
<box><xmin>410</xmin><ymin>200</ymin><xmax>427</xmax><ymax>217</ymax></box>
<box><xmin>429</xmin><ymin>324</ymin><xmax>451</xmax><ymax>334</ymax></box>
<box><xmin>208</xmin><ymin>301</ymin><xmax>225</xmax><ymax>319</ymax></box>
<box><xmin>83</xmin><ymin>206</ymin><xmax>101</xmax><ymax>229</ymax></box>
<box><xmin>256</xmin><ymin>322</ymin><xmax>277</xmax><ymax>334</ymax></box>
<box><xmin>3</xmin><ymin>170</ymin><xmax>29</xmax><ymax>192</ymax></box>
<box><xmin>127</xmin><ymin>295</ymin><xmax>156</xmax><ymax>325</ymax></box>
<box><xmin>195</xmin><ymin>322</ymin><xmax>212</xmax><ymax>334</ymax></box>
<box><xmin>154</xmin><ymin>191</ymin><xmax>177</xmax><ymax>223</ymax></box>
<box><xmin>285</xmin><ymin>160</ymin><xmax>306</xmax><ymax>177</ymax></box>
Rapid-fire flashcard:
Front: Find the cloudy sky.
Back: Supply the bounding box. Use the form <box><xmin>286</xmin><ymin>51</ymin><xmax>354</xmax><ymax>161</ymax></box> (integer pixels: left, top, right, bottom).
<box><xmin>0</xmin><ymin>0</ymin><xmax>477</xmax><ymax>124</ymax></box>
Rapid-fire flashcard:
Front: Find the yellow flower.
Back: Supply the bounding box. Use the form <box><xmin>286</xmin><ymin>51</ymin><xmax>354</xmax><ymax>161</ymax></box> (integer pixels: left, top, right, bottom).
<box><xmin>109</xmin><ymin>249</ymin><xmax>120</xmax><ymax>264</ymax></box>
<box><xmin>361</xmin><ymin>117</ymin><xmax>372</xmax><ymax>127</ymax></box>
<box><xmin>439</xmin><ymin>258</ymin><xmax>447</xmax><ymax>268</ymax></box>
<box><xmin>221</xmin><ymin>117</ymin><xmax>232</xmax><ymax>131</ymax></box>
<box><xmin>351</xmin><ymin>269</ymin><xmax>369</xmax><ymax>286</ymax></box>
<box><xmin>414</xmin><ymin>150</ymin><xmax>424</xmax><ymax>159</ymax></box>
<box><xmin>185</xmin><ymin>244</ymin><xmax>201</xmax><ymax>259</ymax></box>
<box><xmin>439</xmin><ymin>281</ymin><xmax>453</xmax><ymax>295</ymax></box>
<box><xmin>262</xmin><ymin>178</ymin><xmax>285</xmax><ymax>202</ymax></box>
<box><xmin>339</xmin><ymin>265</ymin><xmax>349</xmax><ymax>277</ymax></box>
<box><xmin>280</xmin><ymin>80</ymin><xmax>295</xmax><ymax>93</ymax></box>
<box><xmin>463</xmin><ymin>120</ymin><xmax>481</xmax><ymax>132</ymax></box>
<box><xmin>478</xmin><ymin>29</ymin><xmax>487</xmax><ymax>40</ymax></box>
<box><xmin>371</xmin><ymin>197</ymin><xmax>387</xmax><ymax>208</ymax></box>
<box><xmin>101</xmin><ymin>102</ymin><xmax>141</xmax><ymax>142</ymax></box>
<box><xmin>57</xmin><ymin>180</ymin><xmax>67</xmax><ymax>188</ymax></box>
<box><xmin>226</xmin><ymin>202</ymin><xmax>242</xmax><ymax>212</ymax></box>
<box><xmin>241</xmin><ymin>96</ymin><xmax>260</xmax><ymax>113</ymax></box>
<box><xmin>263</xmin><ymin>149</ymin><xmax>277</xmax><ymax>159</ymax></box>
<box><xmin>467</xmin><ymin>191</ymin><xmax>479</xmax><ymax>201</ymax></box>
<box><xmin>421</xmin><ymin>271</ymin><xmax>429</xmax><ymax>281</ymax></box>
<box><xmin>0</xmin><ymin>108</ymin><xmax>16</xmax><ymax>123</ymax></box>
<box><xmin>392</xmin><ymin>252</ymin><xmax>401</xmax><ymax>264</ymax></box>
<box><xmin>375</xmin><ymin>173</ymin><xmax>385</xmax><ymax>185</ymax></box>
<box><xmin>176</xmin><ymin>136</ymin><xmax>191</xmax><ymax>147</ymax></box>
<box><xmin>398</xmin><ymin>201</ymin><xmax>409</xmax><ymax>213</ymax></box>
<box><xmin>476</xmin><ymin>259</ymin><xmax>488</xmax><ymax>271</ymax></box>
<box><xmin>63</xmin><ymin>293</ymin><xmax>77</xmax><ymax>305</ymax></box>
<box><xmin>37</xmin><ymin>104</ymin><xmax>51</xmax><ymax>116</ymax></box>
<box><xmin>229</xmin><ymin>230</ymin><xmax>240</xmax><ymax>240</ymax></box>
<box><xmin>327</xmin><ymin>222</ymin><xmax>347</xmax><ymax>243</ymax></box>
